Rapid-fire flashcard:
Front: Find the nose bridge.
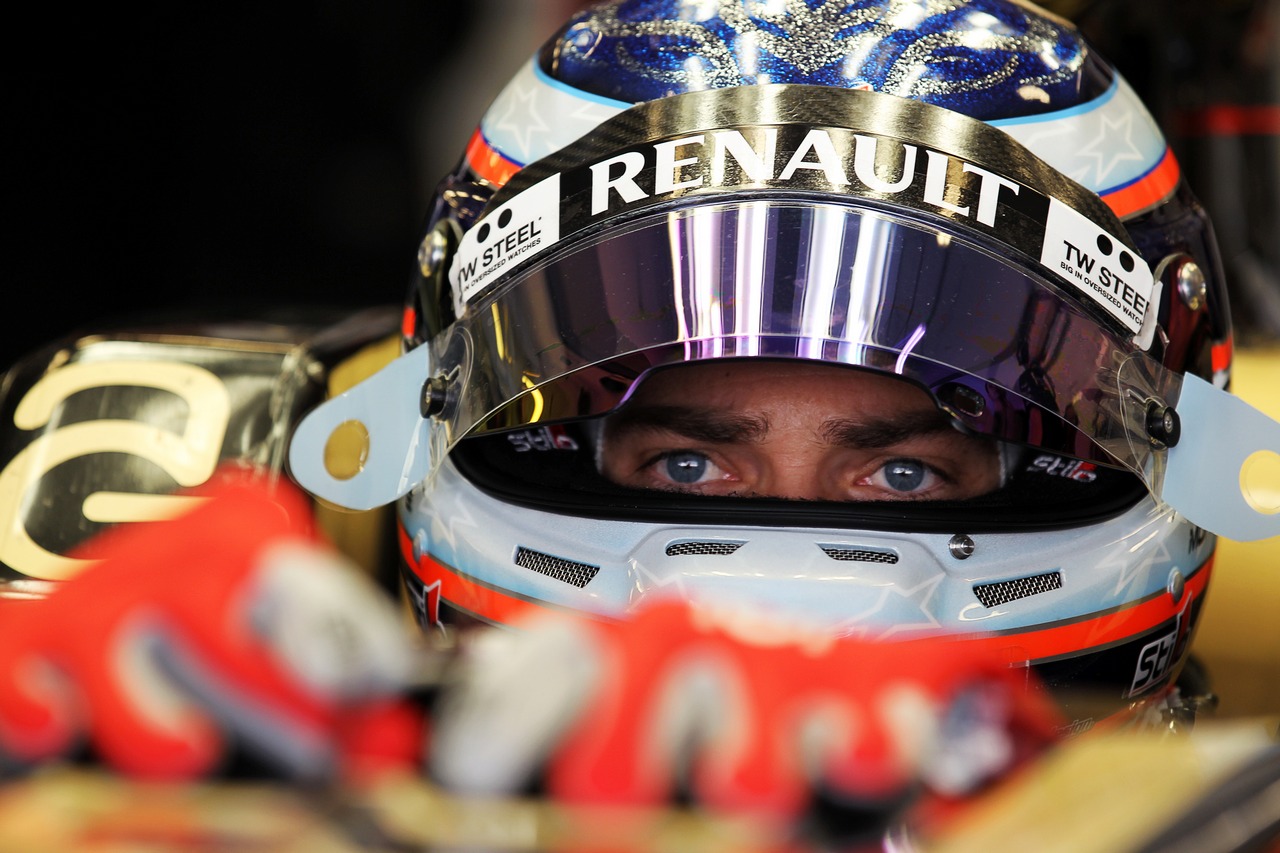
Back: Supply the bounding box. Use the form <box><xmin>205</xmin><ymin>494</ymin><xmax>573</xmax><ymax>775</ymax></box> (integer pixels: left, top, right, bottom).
<box><xmin>758</xmin><ymin>441</ymin><xmax>843</xmax><ymax>501</ymax></box>
<box><xmin>763</xmin><ymin>470</ymin><xmax>830</xmax><ymax>501</ymax></box>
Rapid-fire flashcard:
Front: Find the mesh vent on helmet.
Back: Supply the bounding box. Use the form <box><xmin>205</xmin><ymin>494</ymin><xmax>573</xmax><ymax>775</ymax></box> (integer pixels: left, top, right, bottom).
<box><xmin>819</xmin><ymin>546</ymin><xmax>899</xmax><ymax>564</ymax></box>
<box><xmin>514</xmin><ymin>547</ymin><xmax>600</xmax><ymax>588</ymax></box>
<box><xmin>973</xmin><ymin>571</ymin><xmax>1063</xmax><ymax>607</ymax></box>
<box><xmin>665</xmin><ymin>540</ymin><xmax>744</xmax><ymax>557</ymax></box>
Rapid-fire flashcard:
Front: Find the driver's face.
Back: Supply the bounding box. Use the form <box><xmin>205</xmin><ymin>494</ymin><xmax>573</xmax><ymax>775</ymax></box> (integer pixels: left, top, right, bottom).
<box><xmin>599</xmin><ymin>361</ymin><xmax>1002</xmax><ymax>502</ymax></box>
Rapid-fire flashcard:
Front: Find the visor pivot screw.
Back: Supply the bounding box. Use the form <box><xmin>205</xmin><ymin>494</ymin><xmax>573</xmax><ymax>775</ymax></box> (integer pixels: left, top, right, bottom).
<box><xmin>420</xmin><ymin>375</ymin><xmax>450</xmax><ymax>418</ymax></box>
<box><xmin>1167</xmin><ymin>569</ymin><xmax>1186</xmax><ymax>604</ymax></box>
<box><xmin>1174</xmin><ymin>260</ymin><xmax>1207</xmax><ymax>312</ymax></box>
<box><xmin>948</xmin><ymin>534</ymin><xmax>976</xmax><ymax>560</ymax></box>
<box><xmin>941</xmin><ymin>383</ymin><xmax>987</xmax><ymax>419</ymax></box>
<box><xmin>1145</xmin><ymin>402</ymin><xmax>1181</xmax><ymax>448</ymax></box>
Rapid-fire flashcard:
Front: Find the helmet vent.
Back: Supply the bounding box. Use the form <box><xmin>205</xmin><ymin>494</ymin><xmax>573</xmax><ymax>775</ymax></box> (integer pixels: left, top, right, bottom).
<box><xmin>820</xmin><ymin>545</ymin><xmax>899</xmax><ymax>564</ymax></box>
<box><xmin>973</xmin><ymin>572</ymin><xmax>1063</xmax><ymax>608</ymax></box>
<box><xmin>514</xmin><ymin>547</ymin><xmax>599</xmax><ymax>588</ymax></box>
<box><xmin>665</xmin><ymin>540</ymin><xmax>744</xmax><ymax>557</ymax></box>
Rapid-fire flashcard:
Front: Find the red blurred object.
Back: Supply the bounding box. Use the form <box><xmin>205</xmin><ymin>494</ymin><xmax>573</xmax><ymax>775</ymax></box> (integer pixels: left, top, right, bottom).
<box><xmin>0</xmin><ymin>471</ymin><xmax>422</xmax><ymax>781</ymax></box>
<box><xmin>432</xmin><ymin>599</ymin><xmax>1067</xmax><ymax>841</ymax></box>
<box><xmin>552</xmin><ymin>603</ymin><xmax>1063</xmax><ymax>812</ymax></box>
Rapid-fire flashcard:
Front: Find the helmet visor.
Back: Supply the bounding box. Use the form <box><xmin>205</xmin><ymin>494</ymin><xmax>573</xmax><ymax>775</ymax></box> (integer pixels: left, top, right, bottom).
<box><xmin>446</xmin><ymin>197</ymin><xmax>1172</xmax><ymax>478</ymax></box>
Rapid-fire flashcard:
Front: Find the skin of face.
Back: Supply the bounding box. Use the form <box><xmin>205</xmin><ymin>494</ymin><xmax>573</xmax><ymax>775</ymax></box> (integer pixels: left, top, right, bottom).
<box><xmin>599</xmin><ymin>360</ymin><xmax>1002</xmax><ymax>502</ymax></box>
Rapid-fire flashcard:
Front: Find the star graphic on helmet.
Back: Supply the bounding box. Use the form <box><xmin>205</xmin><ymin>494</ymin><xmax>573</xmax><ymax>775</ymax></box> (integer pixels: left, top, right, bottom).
<box><xmin>487</xmin><ymin>73</ymin><xmax>552</xmax><ymax>166</ymax></box>
<box><xmin>1075</xmin><ymin>109</ymin><xmax>1146</xmax><ymax>187</ymax></box>
<box><xmin>834</xmin><ymin>573</ymin><xmax>946</xmax><ymax>639</ymax></box>
<box><xmin>1099</xmin><ymin>511</ymin><xmax>1181</xmax><ymax>599</ymax></box>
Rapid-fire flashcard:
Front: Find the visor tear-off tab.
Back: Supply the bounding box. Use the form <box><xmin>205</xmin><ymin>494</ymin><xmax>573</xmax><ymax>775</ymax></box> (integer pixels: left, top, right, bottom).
<box><xmin>288</xmin><ymin>345</ymin><xmax>436</xmax><ymax>511</ymax></box>
<box><xmin>1164</xmin><ymin>372</ymin><xmax>1280</xmax><ymax>541</ymax></box>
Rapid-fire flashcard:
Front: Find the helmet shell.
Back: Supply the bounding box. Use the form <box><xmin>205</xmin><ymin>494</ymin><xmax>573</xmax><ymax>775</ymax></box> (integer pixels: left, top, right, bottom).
<box><xmin>396</xmin><ymin>0</ymin><xmax>1232</xmax><ymax>725</ymax></box>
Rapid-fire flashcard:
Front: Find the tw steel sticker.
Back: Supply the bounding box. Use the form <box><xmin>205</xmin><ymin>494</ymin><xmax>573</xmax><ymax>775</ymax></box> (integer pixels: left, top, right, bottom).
<box><xmin>1041</xmin><ymin>199</ymin><xmax>1153</xmax><ymax>333</ymax></box>
<box><xmin>452</xmin><ymin>174</ymin><xmax>560</xmax><ymax>306</ymax></box>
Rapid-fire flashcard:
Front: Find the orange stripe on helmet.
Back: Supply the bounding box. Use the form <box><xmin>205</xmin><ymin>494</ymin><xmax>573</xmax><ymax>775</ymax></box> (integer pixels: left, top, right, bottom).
<box><xmin>399</xmin><ymin>526</ymin><xmax>564</xmax><ymax>626</ymax></box>
<box><xmin>963</xmin><ymin>556</ymin><xmax>1212</xmax><ymax>665</ymax></box>
<box><xmin>1100</xmin><ymin>146</ymin><xmax>1181</xmax><ymax>220</ymax></box>
<box><xmin>1212</xmin><ymin>337</ymin><xmax>1234</xmax><ymax>375</ymax></box>
<box><xmin>465</xmin><ymin>128</ymin><xmax>522</xmax><ymax>189</ymax></box>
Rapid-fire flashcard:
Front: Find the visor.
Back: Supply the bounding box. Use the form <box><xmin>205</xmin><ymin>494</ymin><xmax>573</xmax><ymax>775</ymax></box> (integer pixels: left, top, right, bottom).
<box><xmin>288</xmin><ymin>86</ymin><xmax>1280</xmax><ymax>540</ymax></box>
<box><xmin>441</xmin><ymin>199</ymin><xmax>1157</xmax><ymax>471</ymax></box>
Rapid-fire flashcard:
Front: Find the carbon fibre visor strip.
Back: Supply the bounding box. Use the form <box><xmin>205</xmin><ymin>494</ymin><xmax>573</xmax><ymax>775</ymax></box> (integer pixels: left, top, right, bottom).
<box><xmin>452</xmin><ymin>84</ymin><xmax>1148</xmax><ymax>331</ymax></box>
<box><xmin>400</xmin><ymin>523</ymin><xmax>1212</xmax><ymax>668</ymax></box>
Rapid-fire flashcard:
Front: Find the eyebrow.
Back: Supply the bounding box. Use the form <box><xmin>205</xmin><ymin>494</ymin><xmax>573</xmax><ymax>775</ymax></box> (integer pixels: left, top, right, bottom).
<box><xmin>608</xmin><ymin>404</ymin><xmax>955</xmax><ymax>448</ymax></box>
<box><xmin>818</xmin><ymin>409</ymin><xmax>957</xmax><ymax>449</ymax></box>
<box><xmin>607</xmin><ymin>405</ymin><xmax>770</xmax><ymax>444</ymax></box>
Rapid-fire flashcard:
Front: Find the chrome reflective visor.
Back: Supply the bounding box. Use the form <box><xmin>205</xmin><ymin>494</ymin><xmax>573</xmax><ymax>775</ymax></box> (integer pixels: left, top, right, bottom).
<box><xmin>289</xmin><ymin>86</ymin><xmax>1280</xmax><ymax>540</ymax></box>
<box><xmin>440</xmin><ymin>198</ymin><xmax>1160</xmax><ymax>473</ymax></box>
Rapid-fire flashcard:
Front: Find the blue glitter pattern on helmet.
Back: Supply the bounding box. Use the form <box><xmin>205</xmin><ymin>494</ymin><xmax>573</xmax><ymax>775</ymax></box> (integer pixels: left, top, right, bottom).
<box><xmin>546</xmin><ymin>0</ymin><xmax>1093</xmax><ymax>119</ymax></box>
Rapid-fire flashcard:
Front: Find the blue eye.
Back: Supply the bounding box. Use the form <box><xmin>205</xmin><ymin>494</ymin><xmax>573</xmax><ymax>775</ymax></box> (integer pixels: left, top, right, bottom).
<box><xmin>665</xmin><ymin>451</ymin><xmax>710</xmax><ymax>484</ymax></box>
<box><xmin>882</xmin><ymin>458</ymin><xmax>927</xmax><ymax>492</ymax></box>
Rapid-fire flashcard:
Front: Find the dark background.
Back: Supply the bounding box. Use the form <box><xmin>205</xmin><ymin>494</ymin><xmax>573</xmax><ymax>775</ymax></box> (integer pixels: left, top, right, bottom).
<box><xmin>6</xmin><ymin>2</ymin><xmax>1275</xmax><ymax>371</ymax></box>
<box><xmin>6</xmin><ymin>3</ymin><xmax>494</xmax><ymax>368</ymax></box>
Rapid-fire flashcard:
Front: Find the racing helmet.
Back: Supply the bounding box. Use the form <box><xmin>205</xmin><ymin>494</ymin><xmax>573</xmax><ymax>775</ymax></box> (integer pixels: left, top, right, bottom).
<box><xmin>289</xmin><ymin>0</ymin><xmax>1280</xmax><ymax>723</ymax></box>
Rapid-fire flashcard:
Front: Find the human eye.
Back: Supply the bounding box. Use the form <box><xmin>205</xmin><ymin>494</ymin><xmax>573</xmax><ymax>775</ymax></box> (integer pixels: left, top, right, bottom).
<box><xmin>643</xmin><ymin>450</ymin><xmax>733</xmax><ymax>489</ymax></box>
<box><xmin>865</xmin><ymin>457</ymin><xmax>946</xmax><ymax>496</ymax></box>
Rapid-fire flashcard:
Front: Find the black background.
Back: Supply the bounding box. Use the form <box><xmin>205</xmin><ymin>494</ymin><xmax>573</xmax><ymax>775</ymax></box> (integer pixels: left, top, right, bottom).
<box><xmin>6</xmin><ymin>4</ymin><xmax>487</xmax><ymax>368</ymax></box>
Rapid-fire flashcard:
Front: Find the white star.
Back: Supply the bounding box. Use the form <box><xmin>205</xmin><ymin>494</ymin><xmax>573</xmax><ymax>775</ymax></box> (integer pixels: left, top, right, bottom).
<box><xmin>1090</xmin><ymin>510</ymin><xmax>1177</xmax><ymax>600</ymax></box>
<box><xmin>488</xmin><ymin>76</ymin><xmax>552</xmax><ymax>165</ymax></box>
<box><xmin>1112</xmin><ymin>530</ymin><xmax>1178</xmax><ymax>599</ymax></box>
<box><xmin>833</xmin><ymin>573</ymin><xmax>946</xmax><ymax>639</ymax></box>
<box><xmin>1074</xmin><ymin>110</ymin><xmax>1145</xmax><ymax>186</ymax></box>
<box><xmin>1004</xmin><ymin>119</ymin><xmax>1098</xmax><ymax>184</ymax></box>
<box><xmin>569</xmin><ymin>100</ymin><xmax>623</xmax><ymax>131</ymax></box>
<box><xmin>411</xmin><ymin>477</ymin><xmax>481</xmax><ymax>560</ymax></box>
<box><xmin>631</xmin><ymin>558</ymin><xmax>700</xmax><ymax>607</ymax></box>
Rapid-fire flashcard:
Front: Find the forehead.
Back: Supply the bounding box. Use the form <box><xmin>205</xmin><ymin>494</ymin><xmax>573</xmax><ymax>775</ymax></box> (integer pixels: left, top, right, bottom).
<box><xmin>626</xmin><ymin>361</ymin><xmax>938</xmax><ymax>409</ymax></box>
